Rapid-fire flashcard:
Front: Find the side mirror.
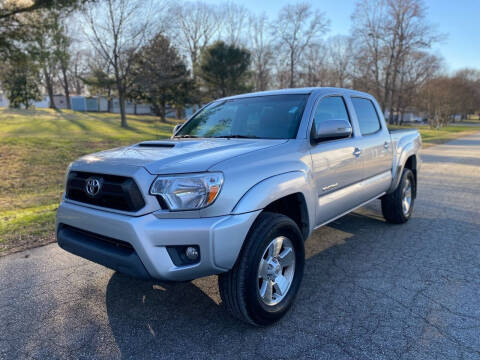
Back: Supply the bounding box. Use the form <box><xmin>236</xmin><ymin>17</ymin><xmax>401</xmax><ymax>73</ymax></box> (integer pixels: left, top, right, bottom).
<box><xmin>312</xmin><ymin>119</ymin><xmax>352</xmax><ymax>142</ymax></box>
<box><xmin>173</xmin><ymin>124</ymin><xmax>182</xmax><ymax>135</ymax></box>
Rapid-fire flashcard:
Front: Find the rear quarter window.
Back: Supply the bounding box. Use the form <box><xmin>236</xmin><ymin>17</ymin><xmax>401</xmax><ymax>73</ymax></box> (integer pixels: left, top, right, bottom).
<box><xmin>351</xmin><ymin>97</ymin><xmax>382</xmax><ymax>135</ymax></box>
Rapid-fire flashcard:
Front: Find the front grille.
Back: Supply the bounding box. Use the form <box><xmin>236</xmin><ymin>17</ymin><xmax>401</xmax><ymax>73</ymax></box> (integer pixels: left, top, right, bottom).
<box><xmin>66</xmin><ymin>171</ymin><xmax>145</xmax><ymax>212</ymax></box>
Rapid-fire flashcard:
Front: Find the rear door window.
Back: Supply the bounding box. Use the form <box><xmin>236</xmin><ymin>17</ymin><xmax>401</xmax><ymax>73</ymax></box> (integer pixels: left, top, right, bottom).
<box><xmin>351</xmin><ymin>97</ymin><xmax>381</xmax><ymax>135</ymax></box>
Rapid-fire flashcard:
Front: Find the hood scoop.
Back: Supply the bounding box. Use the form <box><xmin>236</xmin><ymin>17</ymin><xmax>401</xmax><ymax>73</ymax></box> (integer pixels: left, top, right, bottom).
<box><xmin>136</xmin><ymin>141</ymin><xmax>175</xmax><ymax>148</ymax></box>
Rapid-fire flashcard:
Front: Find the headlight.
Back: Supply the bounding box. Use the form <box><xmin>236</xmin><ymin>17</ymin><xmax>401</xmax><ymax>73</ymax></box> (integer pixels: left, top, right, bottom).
<box><xmin>150</xmin><ymin>172</ymin><xmax>223</xmax><ymax>211</ymax></box>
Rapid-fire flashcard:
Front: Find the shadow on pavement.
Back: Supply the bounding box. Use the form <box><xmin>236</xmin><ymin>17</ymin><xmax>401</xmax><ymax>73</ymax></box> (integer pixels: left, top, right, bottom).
<box><xmin>104</xmin><ymin>205</ymin><xmax>392</xmax><ymax>358</ymax></box>
<box><xmin>103</xmin><ymin>193</ymin><xmax>480</xmax><ymax>358</ymax></box>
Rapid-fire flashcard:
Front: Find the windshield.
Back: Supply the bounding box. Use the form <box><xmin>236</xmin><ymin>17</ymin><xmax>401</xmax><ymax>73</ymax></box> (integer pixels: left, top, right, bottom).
<box><xmin>176</xmin><ymin>94</ymin><xmax>308</xmax><ymax>139</ymax></box>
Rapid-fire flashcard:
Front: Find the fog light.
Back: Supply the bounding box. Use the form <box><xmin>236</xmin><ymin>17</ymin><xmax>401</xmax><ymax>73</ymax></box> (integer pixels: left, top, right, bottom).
<box><xmin>185</xmin><ymin>246</ymin><xmax>199</xmax><ymax>260</ymax></box>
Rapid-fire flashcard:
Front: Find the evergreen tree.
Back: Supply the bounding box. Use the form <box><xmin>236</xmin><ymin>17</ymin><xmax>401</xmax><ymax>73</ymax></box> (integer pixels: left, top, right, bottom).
<box><xmin>199</xmin><ymin>41</ymin><xmax>251</xmax><ymax>98</ymax></box>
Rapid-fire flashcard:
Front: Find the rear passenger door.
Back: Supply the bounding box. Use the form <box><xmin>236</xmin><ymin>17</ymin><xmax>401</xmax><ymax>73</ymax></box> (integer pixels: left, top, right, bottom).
<box><xmin>349</xmin><ymin>97</ymin><xmax>393</xmax><ymax>198</ymax></box>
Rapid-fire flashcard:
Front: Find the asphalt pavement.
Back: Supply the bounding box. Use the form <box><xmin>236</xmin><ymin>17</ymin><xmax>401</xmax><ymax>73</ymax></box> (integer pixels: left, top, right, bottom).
<box><xmin>1</xmin><ymin>132</ymin><xmax>479</xmax><ymax>360</ymax></box>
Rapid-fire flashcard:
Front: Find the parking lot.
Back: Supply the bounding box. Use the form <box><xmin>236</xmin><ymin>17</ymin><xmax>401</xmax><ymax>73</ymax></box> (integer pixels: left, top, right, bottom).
<box><xmin>1</xmin><ymin>133</ymin><xmax>479</xmax><ymax>360</ymax></box>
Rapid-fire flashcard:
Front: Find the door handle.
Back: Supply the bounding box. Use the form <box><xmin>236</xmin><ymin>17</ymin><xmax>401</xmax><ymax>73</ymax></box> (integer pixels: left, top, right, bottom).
<box><xmin>353</xmin><ymin>147</ymin><xmax>362</xmax><ymax>157</ymax></box>
<box><xmin>384</xmin><ymin>141</ymin><xmax>389</xmax><ymax>149</ymax></box>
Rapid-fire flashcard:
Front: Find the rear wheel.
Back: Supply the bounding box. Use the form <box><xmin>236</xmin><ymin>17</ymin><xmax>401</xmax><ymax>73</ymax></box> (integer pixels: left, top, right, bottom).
<box><xmin>218</xmin><ymin>212</ymin><xmax>305</xmax><ymax>326</ymax></box>
<box><xmin>381</xmin><ymin>168</ymin><xmax>415</xmax><ymax>224</ymax></box>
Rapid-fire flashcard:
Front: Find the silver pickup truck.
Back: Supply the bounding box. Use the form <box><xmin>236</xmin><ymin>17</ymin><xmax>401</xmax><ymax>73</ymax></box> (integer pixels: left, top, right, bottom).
<box><xmin>56</xmin><ymin>87</ymin><xmax>421</xmax><ymax>325</ymax></box>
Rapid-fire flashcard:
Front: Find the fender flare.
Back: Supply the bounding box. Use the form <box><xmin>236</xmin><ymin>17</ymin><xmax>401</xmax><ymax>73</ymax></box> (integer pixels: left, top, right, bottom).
<box><xmin>388</xmin><ymin>137</ymin><xmax>421</xmax><ymax>194</ymax></box>
<box><xmin>231</xmin><ymin>171</ymin><xmax>316</xmax><ymax>235</ymax></box>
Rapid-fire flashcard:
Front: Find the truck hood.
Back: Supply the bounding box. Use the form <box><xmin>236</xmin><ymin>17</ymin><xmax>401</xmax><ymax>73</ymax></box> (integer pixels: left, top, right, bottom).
<box><xmin>75</xmin><ymin>138</ymin><xmax>288</xmax><ymax>174</ymax></box>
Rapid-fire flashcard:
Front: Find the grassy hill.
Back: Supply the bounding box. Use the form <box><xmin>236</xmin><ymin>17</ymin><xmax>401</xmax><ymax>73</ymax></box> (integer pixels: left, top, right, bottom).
<box><xmin>0</xmin><ymin>108</ymin><xmax>178</xmax><ymax>254</ymax></box>
<box><xmin>0</xmin><ymin>108</ymin><xmax>478</xmax><ymax>255</ymax></box>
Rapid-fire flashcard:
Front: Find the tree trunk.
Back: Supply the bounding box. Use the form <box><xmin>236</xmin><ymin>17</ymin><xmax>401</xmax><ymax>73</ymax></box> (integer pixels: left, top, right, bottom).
<box><xmin>44</xmin><ymin>67</ymin><xmax>56</xmax><ymax>109</ymax></box>
<box><xmin>23</xmin><ymin>76</ymin><xmax>29</xmax><ymax>109</ymax></box>
<box><xmin>191</xmin><ymin>48</ymin><xmax>198</xmax><ymax>82</ymax></box>
<box><xmin>388</xmin><ymin>90</ymin><xmax>396</xmax><ymax>124</ymax></box>
<box><xmin>176</xmin><ymin>106</ymin><xmax>184</xmax><ymax>120</ymax></box>
<box><xmin>289</xmin><ymin>52</ymin><xmax>295</xmax><ymax>88</ymax></box>
<box><xmin>117</xmin><ymin>83</ymin><xmax>127</xmax><ymax>127</ymax></box>
<box><xmin>107</xmin><ymin>87</ymin><xmax>112</xmax><ymax>112</ymax></box>
<box><xmin>160</xmin><ymin>98</ymin><xmax>166</xmax><ymax>123</ymax></box>
<box><xmin>60</xmin><ymin>64</ymin><xmax>71</xmax><ymax>109</ymax></box>
<box><xmin>114</xmin><ymin>60</ymin><xmax>127</xmax><ymax>126</ymax></box>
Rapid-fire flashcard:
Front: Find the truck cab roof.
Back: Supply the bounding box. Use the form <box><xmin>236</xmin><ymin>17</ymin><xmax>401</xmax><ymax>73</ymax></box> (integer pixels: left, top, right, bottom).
<box><xmin>218</xmin><ymin>87</ymin><xmax>375</xmax><ymax>101</ymax></box>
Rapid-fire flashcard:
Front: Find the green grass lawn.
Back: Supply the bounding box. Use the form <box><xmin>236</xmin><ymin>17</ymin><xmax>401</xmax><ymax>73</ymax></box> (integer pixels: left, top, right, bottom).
<box><xmin>388</xmin><ymin>123</ymin><xmax>480</xmax><ymax>147</ymax></box>
<box><xmin>0</xmin><ymin>108</ymin><xmax>178</xmax><ymax>255</ymax></box>
<box><xmin>0</xmin><ymin>108</ymin><xmax>479</xmax><ymax>255</ymax></box>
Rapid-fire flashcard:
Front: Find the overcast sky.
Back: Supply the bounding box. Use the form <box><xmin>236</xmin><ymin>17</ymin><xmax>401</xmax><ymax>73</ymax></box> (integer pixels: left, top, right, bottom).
<box><xmin>203</xmin><ymin>0</ymin><xmax>480</xmax><ymax>72</ymax></box>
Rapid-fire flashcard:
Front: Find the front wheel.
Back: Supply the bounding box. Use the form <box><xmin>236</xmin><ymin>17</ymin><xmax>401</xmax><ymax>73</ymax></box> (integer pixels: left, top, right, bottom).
<box><xmin>381</xmin><ymin>168</ymin><xmax>416</xmax><ymax>224</ymax></box>
<box><xmin>218</xmin><ymin>212</ymin><xmax>305</xmax><ymax>326</ymax></box>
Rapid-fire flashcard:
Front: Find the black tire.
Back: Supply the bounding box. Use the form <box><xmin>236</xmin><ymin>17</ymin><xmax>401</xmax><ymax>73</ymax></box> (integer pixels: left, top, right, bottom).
<box><xmin>381</xmin><ymin>168</ymin><xmax>416</xmax><ymax>224</ymax></box>
<box><xmin>218</xmin><ymin>212</ymin><xmax>305</xmax><ymax>326</ymax></box>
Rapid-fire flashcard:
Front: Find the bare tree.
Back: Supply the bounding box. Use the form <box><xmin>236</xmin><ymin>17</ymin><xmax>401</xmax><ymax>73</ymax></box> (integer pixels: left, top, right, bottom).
<box><xmin>417</xmin><ymin>76</ymin><xmax>461</xmax><ymax>128</ymax></box>
<box><xmin>301</xmin><ymin>42</ymin><xmax>330</xmax><ymax>87</ymax></box>
<box><xmin>83</xmin><ymin>0</ymin><xmax>155</xmax><ymax>127</ymax></box>
<box><xmin>219</xmin><ymin>2</ymin><xmax>250</xmax><ymax>47</ymax></box>
<box><xmin>83</xmin><ymin>50</ymin><xmax>116</xmax><ymax>111</ymax></box>
<box><xmin>351</xmin><ymin>0</ymin><xmax>441</xmax><ymax>121</ymax></box>
<box><xmin>396</xmin><ymin>51</ymin><xmax>441</xmax><ymax>123</ymax></box>
<box><xmin>167</xmin><ymin>1</ymin><xmax>218</xmax><ymax>80</ymax></box>
<box><xmin>452</xmin><ymin>69</ymin><xmax>480</xmax><ymax>120</ymax></box>
<box><xmin>70</xmin><ymin>48</ymin><xmax>90</xmax><ymax>95</ymax></box>
<box><xmin>326</xmin><ymin>35</ymin><xmax>354</xmax><ymax>88</ymax></box>
<box><xmin>55</xmin><ymin>13</ymin><xmax>85</xmax><ymax>109</ymax></box>
<box><xmin>248</xmin><ymin>13</ymin><xmax>273</xmax><ymax>91</ymax></box>
<box><xmin>272</xmin><ymin>2</ymin><xmax>329</xmax><ymax>88</ymax></box>
<box><xmin>30</xmin><ymin>11</ymin><xmax>64</xmax><ymax>109</ymax></box>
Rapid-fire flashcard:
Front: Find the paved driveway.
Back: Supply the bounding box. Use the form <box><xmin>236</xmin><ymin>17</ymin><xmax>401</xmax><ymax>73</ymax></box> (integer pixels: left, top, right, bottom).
<box><xmin>1</xmin><ymin>133</ymin><xmax>479</xmax><ymax>360</ymax></box>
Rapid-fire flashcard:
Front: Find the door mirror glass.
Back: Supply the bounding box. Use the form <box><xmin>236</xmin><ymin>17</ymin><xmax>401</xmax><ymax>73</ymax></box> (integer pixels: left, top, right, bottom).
<box><xmin>313</xmin><ymin>119</ymin><xmax>352</xmax><ymax>142</ymax></box>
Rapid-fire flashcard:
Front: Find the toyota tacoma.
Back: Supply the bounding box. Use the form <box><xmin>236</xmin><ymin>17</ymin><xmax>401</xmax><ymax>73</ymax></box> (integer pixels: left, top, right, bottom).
<box><xmin>56</xmin><ymin>87</ymin><xmax>421</xmax><ymax>325</ymax></box>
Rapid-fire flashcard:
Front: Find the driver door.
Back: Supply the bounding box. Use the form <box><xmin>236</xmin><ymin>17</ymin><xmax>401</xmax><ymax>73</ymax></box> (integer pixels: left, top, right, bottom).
<box><xmin>309</xmin><ymin>95</ymin><xmax>364</xmax><ymax>226</ymax></box>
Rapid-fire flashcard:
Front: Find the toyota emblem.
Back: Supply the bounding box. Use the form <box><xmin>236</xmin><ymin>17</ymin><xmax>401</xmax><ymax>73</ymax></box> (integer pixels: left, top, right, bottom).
<box><xmin>85</xmin><ymin>177</ymin><xmax>102</xmax><ymax>197</ymax></box>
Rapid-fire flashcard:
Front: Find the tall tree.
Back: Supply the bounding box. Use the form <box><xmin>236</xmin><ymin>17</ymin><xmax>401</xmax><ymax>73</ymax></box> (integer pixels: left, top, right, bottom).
<box><xmin>395</xmin><ymin>51</ymin><xmax>441</xmax><ymax>124</ymax></box>
<box><xmin>272</xmin><ymin>2</ymin><xmax>329</xmax><ymax>88</ymax></box>
<box><xmin>70</xmin><ymin>48</ymin><xmax>89</xmax><ymax>95</ymax></box>
<box><xmin>130</xmin><ymin>33</ymin><xmax>191</xmax><ymax>122</ymax></box>
<box><xmin>82</xmin><ymin>66</ymin><xmax>116</xmax><ymax>111</ymax></box>
<box><xmin>0</xmin><ymin>54</ymin><xmax>42</xmax><ymax>108</ymax></box>
<box><xmin>167</xmin><ymin>1</ymin><xmax>218</xmax><ymax>80</ymax></box>
<box><xmin>326</xmin><ymin>35</ymin><xmax>354</xmax><ymax>88</ymax></box>
<box><xmin>453</xmin><ymin>69</ymin><xmax>480</xmax><ymax>120</ymax></box>
<box><xmin>219</xmin><ymin>2</ymin><xmax>250</xmax><ymax>47</ymax></box>
<box><xmin>417</xmin><ymin>77</ymin><xmax>458</xmax><ymax>128</ymax></box>
<box><xmin>83</xmin><ymin>0</ymin><xmax>154</xmax><ymax>127</ymax></box>
<box><xmin>30</xmin><ymin>11</ymin><xmax>69</xmax><ymax>109</ymax></box>
<box><xmin>53</xmin><ymin>17</ymin><xmax>73</xmax><ymax>109</ymax></box>
<box><xmin>0</xmin><ymin>0</ymin><xmax>87</xmax><ymax>56</ymax></box>
<box><xmin>199</xmin><ymin>41</ymin><xmax>251</xmax><ymax>98</ymax></box>
<box><xmin>351</xmin><ymin>0</ymin><xmax>441</xmax><ymax>121</ymax></box>
<box><xmin>248</xmin><ymin>13</ymin><xmax>273</xmax><ymax>91</ymax></box>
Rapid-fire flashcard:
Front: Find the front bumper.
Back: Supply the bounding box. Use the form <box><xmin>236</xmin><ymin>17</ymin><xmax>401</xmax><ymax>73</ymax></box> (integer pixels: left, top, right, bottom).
<box><xmin>56</xmin><ymin>201</ymin><xmax>260</xmax><ymax>281</ymax></box>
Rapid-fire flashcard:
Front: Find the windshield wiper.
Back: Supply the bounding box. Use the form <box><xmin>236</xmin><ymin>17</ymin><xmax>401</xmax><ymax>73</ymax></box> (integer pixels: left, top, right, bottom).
<box><xmin>175</xmin><ymin>134</ymin><xmax>199</xmax><ymax>138</ymax></box>
<box><xmin>213</xmin><ymin>135</ymin><xmax>260</xmax><ymax>139</ymax></box>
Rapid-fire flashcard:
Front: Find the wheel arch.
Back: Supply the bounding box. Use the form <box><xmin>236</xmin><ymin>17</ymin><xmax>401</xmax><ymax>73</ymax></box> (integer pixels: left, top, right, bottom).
<box><xmin>232</xmin><ymin>171</ymin><xmax>315</xmax><ymax>240</ymax></box>
<box><xmin>404</xmin><ymin>155</ymin><xmax>418</xmax><ymax>198</ymax></box>
<box><xmin>388</xmin><ymin>140</ymin><xmax>421</xmax><ymax>195</ymax></box>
